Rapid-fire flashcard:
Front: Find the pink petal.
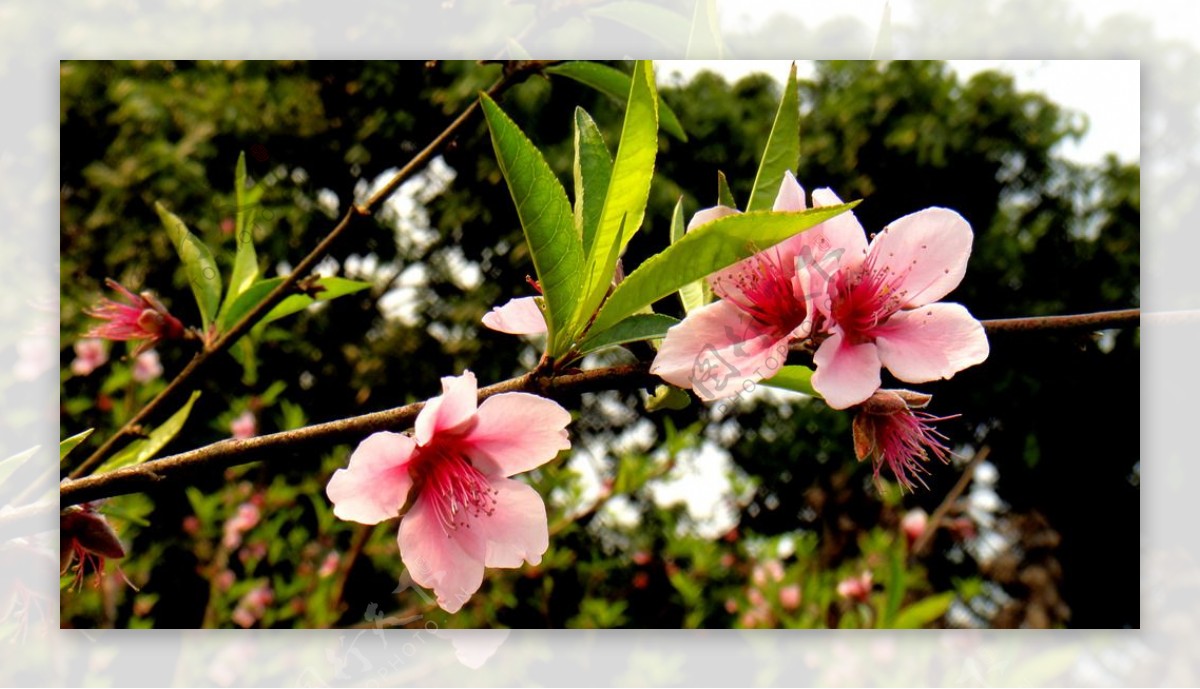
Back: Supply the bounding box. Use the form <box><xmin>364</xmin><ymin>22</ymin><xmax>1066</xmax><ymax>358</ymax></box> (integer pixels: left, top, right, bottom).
<box><xmin>874</xmin><ymin>303</ymin><xmax>990</xmax><ymax>383</ymax></box>
<box><xmin>869</xmin><ymin>208</ymin><xmax>973</xmax><ymax>307</ymax></box>
<box><xmin>687</xmin><ymin>205</ymin><xmax>740</xmax><ymax>233</ymax></box>
<box><xmin>398</xmin><ymin>494</ymin><xmax>486</xmax><ymax>614</ymax></box>
<box><xmin>481</xmin><ymin>297</ymin><xmax>547</xmax><ymax>335</ymax></box>
<box><xmin>769</xmin><ymin>187</ymin><xmax>868</xmax><ymax>300</ymax></box>
<box><xmin>651</xmin><ymin>299</ymin><xmax>793</xmax><ymax>401</ymax></box>
<box><xmin>415</xmin><ymin>371</ymin><xmax>479</xmax><ymax>445</ymax></box>
<box><xmin>811</xmin><ymin>331</ymin><xmax>883</xmax><ymax>409</ymax></box>
<box><xmin>326</xmin><ymin>432</ymin><xmax>416</xmax><ymax>524</ymax></box>
<box><xmin>772</xmin><ymin>171</ymin><xmax>806</xmax><ymax>212</ymax></box>
<box><xmin>463</xmin><ymin>392</ymin><xmax>571</xmax><ymax>477</ymax></box>
<box><xmin>472</xmin><ymin>478</ymin><xmax>549</xmax><ymax>569</ymax></box>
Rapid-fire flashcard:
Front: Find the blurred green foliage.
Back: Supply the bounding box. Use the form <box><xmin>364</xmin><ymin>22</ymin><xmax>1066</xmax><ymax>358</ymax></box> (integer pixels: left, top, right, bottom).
<box><xmin>59</xmin><ymin>60</ymin><xmax>1138</xmax><ymax>629</ymax></box>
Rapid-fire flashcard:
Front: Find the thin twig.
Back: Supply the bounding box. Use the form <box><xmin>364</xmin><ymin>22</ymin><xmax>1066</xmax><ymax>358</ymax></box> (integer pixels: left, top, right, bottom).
<box><xmin>60</xmin><ymin>363</ymin><xmax>657</xmax><ymax>507</ymax></box>
<box><xmin>911</xmin><ymin>446</ymin><xmax>991</xmax><ymax>557</ymax></box>
<box><xmin>332</xmin><ymin>523</ymin><xmax>375</xmax><ymax>613</ymax></box>
<box><xmin>69</xmin><ymin>63</ymin><xmax>552</xmax><ymax>480</ymax></box>
<box><xmin>981</xmin><ymin>308</ymin><xmax>1138</xmax><ymax>333</ymax></box>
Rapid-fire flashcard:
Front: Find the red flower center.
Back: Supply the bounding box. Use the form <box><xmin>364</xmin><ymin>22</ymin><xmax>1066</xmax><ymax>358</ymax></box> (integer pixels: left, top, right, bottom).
<box><xmin>715</xmin><ymin>248</ymin><xmax>808</xmax><ymax>337</ymax></box>
<box><xmin>411</xmin><ymin>443</ymin><xmax>498</xmax><ymax>538</ymax></box>
<box><xmin>830</xmin><ymin>253</ymin><xmax>910</xmax><ymax>343</ymax></box>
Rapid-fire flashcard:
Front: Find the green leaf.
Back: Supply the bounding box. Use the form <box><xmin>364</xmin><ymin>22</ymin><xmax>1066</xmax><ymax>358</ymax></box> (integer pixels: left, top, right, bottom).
<box><xmin>578</xmin><ymin>313</ymin><xmax>679</xmax><ymax>356</ymax></box>
<box><xmin>746</xmin><ymin>63</ymin><xmax>800</xmax><ymax>212</ymax></box>
<box><xmin>226</xmin><ymin>152</ymin><xmax>260</xmax><ymax>312</ymax></box>
<box><xmin>60</xmin><ymin>429</ymin><xmax>94</xmax><ymax>463</ymax></box>
<box><xmin>481</xmin><ymin>93</ymin><xmax>585</xmax><ymax>357</ymax></box>
<box><xmin>221</xmin><ymin>277</ymin><xmax>371</xmax><ymax>332</ymax></box>
<box><xmin>221</xmin><ymin>277</ymin><xmax>283</xmax><ymax>331</ymax></box>
<box><xmin>891</xmin><ymin>592</ymin><xmax>955</xmax><ymax>629</ymax></box>
<box><xmin>585</xmin><ymin>3</ymin><xmax>691</xmax><ymax>55</ymax></box>
<box><xmin>646</xmin><ymin>385</ymin><xmax>691</xmax><ymax>412</ymax></box>
<box><xmin>761</xmin><ymin>365</ymin><xmax>820</xmax><ymax>398</ymax></box>
<box><xmin>156</xmin><ymin>201</ymin><xmax>223</xmax><ymax>330</ymax></box>
<box><xmin>671</xmin><ymin>197</ymin><xmax>708</xmax><ymax>314</ymax></box>
<box><xmin>573</xmin><ymin>107</ymin><xmax>613</xmax><ymax>256</ymax></box>
<box><xmin>717</xmin><ymin>170</ymin><xmax>738</xmax><ymax>210</ymax></box>
<box><xmin>870</xmin><ymin>1</ymin><xmax>893</xmax><ymax>60</ymax></box>
<box><xmin>685</xmin><ymin>0</ymin><xmax>724</xmax><ymax>58</ymax></box>
<box><xmin>95</xmin><ymin>391</ymin><xmax>202</xmax><ymax>474</ymax></box>
<box><xmin>573</xmin><ymin>59</ymin><xmax>659</xmax><ymax>335</ymax></box>
<box><xmin>545</xmin><ymin>61</ymin><xmax>687</xmax><ymax>142</ymax></box>
<box><xmin>591</xmin><ymin>203</ymin><xmax>858</xmax><ymax>334</ymax></box>
<box><xmin>0</xmin><ymin>446</ymin><xmax>38</xmax><ymax>486</ymax></box>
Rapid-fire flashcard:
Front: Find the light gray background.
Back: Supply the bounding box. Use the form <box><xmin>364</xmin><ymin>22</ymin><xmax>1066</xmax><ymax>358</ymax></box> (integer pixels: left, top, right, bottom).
<box><xmin>3</xmin><ymin>0</ymin><xmax>1189</xmax><ymax>685</ymax></box>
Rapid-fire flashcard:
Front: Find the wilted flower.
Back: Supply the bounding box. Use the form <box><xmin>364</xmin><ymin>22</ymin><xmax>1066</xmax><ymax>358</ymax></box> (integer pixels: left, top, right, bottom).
<box><xmin>326</xmin><ymin>370</ymin><xmax>571</xmax><ymax>613</ymax></box>
<box><xmin>836</xmin><ymin>571</ymin><xmax>873</xmax><ymax>603</ymax></box>
<box><xmin>60</xmin><ymin>503</ymin><xmax>126</xmax><ymax>590</ymax></box>
<box><xmin>852</xmin><ymin>389</ymin><xmax>955</xmax><ymax>491</ymax></box>
<box><xmin>230</xmin><ymin>411</ymin><xmax>257</xmax><ymax>440</ymax></box>
<box><xmin>132</xmin><ymin>349</ymin><xmax>163</xmax><ymax>383</ymax></box>
<box><xmin>70</xmin><ymin>339</ymin><xmax>109</xmax><ymax>376</ymax></box>
<box><xmin>84</xmin><ymin>278</ymin><xmax>186</xmax><ymax>356</ymax></box>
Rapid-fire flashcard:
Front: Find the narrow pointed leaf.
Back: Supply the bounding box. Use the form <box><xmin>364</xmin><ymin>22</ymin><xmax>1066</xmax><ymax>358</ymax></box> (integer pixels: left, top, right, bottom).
<box><xmin>761</xmin><ymin>365</ymin><xmax>820</xmax><ymax>397</ymax></box>
<box><xmin>156</xmin><ymin>202</ymin><xmax>223</xmax><ymax>330</ymax></box>
<box><xmin>481</xmin><ymin>93</ymin><xmax>584</xmax><ymax>356</ymax></box>
<box><xmin>870</xmin><ymin>1</ymin><xmax>893</xmax><ymax>60</ymax></box>
<box><xmin>95</xmin><ymin>391</ymin><xmax>202</xmax><ymax>474</ymax></box>
<box><xmin>0</xmin><ymin>446</ymin><xmax>39</xmax><ymax>486</ymax></box>
<box><xmin>891</xmin><ymin>592</ymin><xmax>955</xmax><ymax>629</ymax></box>
<box><xmin>590</xmin><ymin>203</ymin><xmax>858</xmax><ymax>334</ymax></box>
<box><xmin>221</xmin><ymin>277</ymin><xmax>372</xmax><ymax>331</ymax></box>
<box><xmin>579</xmin><ymin>313</ymin><xmax>679</xmax><ymax>356</ymax></box>
<box><xmin>545</xmin><ymin>61</ymin><xmax>687</xmax><ymax>142</ymax></box>
<box><xmin>226</xmin><ymin>151</ymin><xmax>260</xmax><ymax>311</ymax></box>
<box><xmin>60</xmin><ymin>429</ymin><xmax>94</xmax><ymax>463</ymax></box>
<box><xmin>670</xmin><ymin>198</ymin><xmax>707</xmax><ymax>314</ymax></box>
<box><xmin>717</xmin><ymin>170</ymin><xmax>738</xmax><ymax>210</ymax></box>
<box><xmin>685</xmin><ymin>0</ymin><xmax>724</xmax><ymax>58</ymax></box>
<box><xmin>585</xmin><ymin>3</ymin><xmax>691</xmax><ymax>55</ymax></box>
<box><xmin>747</xmin><ymin>63</ymin><xmax>800</xmax><ymax>212</ymax></box>
<box><xmin>574</xmin><ymin>59</ymin><xmax>658</xmax><ymax>333</ymax></box>
<box><xmin>573</xmin><ymin>107</ymin><xmax>613</xmax><ymax>256</ymax></box>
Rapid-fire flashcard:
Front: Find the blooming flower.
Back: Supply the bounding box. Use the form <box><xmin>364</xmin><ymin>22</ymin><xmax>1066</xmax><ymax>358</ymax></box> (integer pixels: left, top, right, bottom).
<box><xmin>70</xmin><ymin>339</ymin><xmax>109</xmax><ymax>376</ymax></box>
<box><xmin>836</xmin><ymin>571</ymin><xmax>873</xmax><ymax>603</ymax></box>
<box><xmin>326</xmin><ymin>370</ymin><xmax>571</xmax><ymax>613</ymax></box>
<box><xmin>851</xmin><ymin>389</ymin><xmax>955</xmax><ymax>491</ymax></box>
<box><xmin>230</xmin><ymin>411</ymin><xmax>257</xmax><ymax>440</ymax></box>
<box><xmin>807</xmin><ymin>198</ymin><xmax>989</xmax><ymax>409</ymax></box>
<box><xmin>651</xmin><ymin>172</ymin><xmax>862</xmax><ymax>400</ymax></box>
<box><xmin>84</xmin><ymin>278</ymin><xmax>186</xmax><ymax>356</ymax></box>
<box><xmin>132</xmin><ymin>349</ymin><xmax>163</xmax><ymax>383</ymax></box>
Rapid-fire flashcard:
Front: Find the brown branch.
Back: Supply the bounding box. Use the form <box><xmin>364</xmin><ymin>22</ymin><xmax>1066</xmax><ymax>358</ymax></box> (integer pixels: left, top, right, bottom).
<box><xmin>60</xmin><ymin>363</ymin><xmax>656</xmax><ymax>507</ymax></box>
<box><xmin>981</xmin><ymin>308</ymin><xmax>1139</xmax><ymax>333</ymax></box>
<box><xmin>69</xmin><ymin>62</ymin><xmax>554</xmax><ymax>480</ymax></box>
<box><xmin>911</xmin><ymin>446</ymin><xmax>991</xmax><ymax>557</ymax></box>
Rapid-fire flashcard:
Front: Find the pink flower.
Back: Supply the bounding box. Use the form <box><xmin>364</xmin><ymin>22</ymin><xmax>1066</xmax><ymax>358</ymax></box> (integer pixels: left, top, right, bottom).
<box><xmin>807</xmin><ymin>198</ymin><xmax>989</xmax><ymax>409</ymax></box>
<box><xmin>851</xmin><ymin>389</ymin><xmax>955</xmax><ymax>491</ymax></box>
<box><xmin>779</xmin><ymin>584</ymin><xmax>802</xmax><ymax>610</ymax></box>
<box><xmin>836</xmin><ymin>571</ymin><xmax>873</xmax><ymax>603</ymax></box>
<box><xmin>318</xmin><ymin>551</ymin><xmax>340</xmax><ymax>577</ymax></box>
<box><xmin>230</xmin><ymin>411</ymin><xmax>257</xmax><ymax>440</ymax></box>
<box><xmin>70</xmin><ymin>338</ymin><xmax>109</xmax><ymax>376</ymax></box>
<box><xmin>651</xmin><ymin>172</ymin><xmax>859</xmax><ymax>400</ymax></box>
<box><xmin>481</xmin><ymin>296</ymin><xmax>547</xmax><ymax>335</ymax></box>
<box><xmin>901</xmin><ymin>508</ymin><xmax>929</xmax><ymax>544</ymax></box>
<box><xmin>222</xmin><ymin>502</ymin><xmax>261</xmax><ymax>549</ymax></box>
<box><xmin>132</xmin><ymin>349</ymin><xmax>163</xmax><ymax>383</ymax></box>
<box><xmin>84</xmin><ymin>279</ymin><xmax>186</xmax><ymax>356</ymax></box>
<box><xmin>326</xmin><ymin>370</ymin><xmax>571</xmax><ymax>613</ymax></box>
<box><xmin>232</xmin><ymin>583</ymin><xmax>273</xmax><ymax>628</ymax></box>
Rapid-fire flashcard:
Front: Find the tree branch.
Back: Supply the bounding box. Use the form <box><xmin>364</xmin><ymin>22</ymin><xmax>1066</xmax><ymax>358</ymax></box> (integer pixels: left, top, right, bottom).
<box><xmin>60</xmin><ymin>307</ymin><xmax>1142</xmax><ymax>508</ymax></box>
<box><xmin>69</xmin><ymin>62</ymin><xmax>555</xmax><ymax>480</ymax></box>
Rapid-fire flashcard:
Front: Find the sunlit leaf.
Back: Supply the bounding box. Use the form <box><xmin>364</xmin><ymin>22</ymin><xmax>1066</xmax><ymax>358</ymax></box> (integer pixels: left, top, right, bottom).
<box><xmin>891</xmin><ymin>592</ymin><xmax>955</xmax><ymax>629</ymax></box>
<box><xmin>761</xmin><ymin>365</ymin><xmax>820</xmax><ymax>398</ymax></box>
<box><xmin>671</xmin><ymin>197</ymin><xmax>708</xmax><ymax>314</ymax></box>
<box><xmin>585</xmin><ymin>3</ymin><xmax>690</xmax><ymax>54</ymax></box>
<box><xmin>156</xmin><ymin>201</ymin><xmax>223</xmax><ymax>330</ymax></box>
<box><xmin>60</xmin><ymin>429</ymin><xmax>94</xmax><ymax>463</ymax></box>
<box><xmin>225</xmin><ymin>151</ymin><xmax>260</xmax><ymax>311</ymax></box>
<box><xmin>0</xmin><ymin>446</ymin><xmax>39</xmax><ymax>486</ymax></box>
<box><xmin>573</xmin><ymin>59</ymin><xmax>659</xmax><ymax>335</ymax></box>
<box><xmin>573</xmin><ymin>107</ymin><xmax>613</xmax><ymax>255</ymax></box>
<box><xmin>685</xmin><ymin>0</ymin><xmax>724</xmax><ymax>59</ymax></box>
<box><xmin>545</xmin><ymin>61</ymin><xmax>687</xmax><ymax>141</ymax></box>
<box><xmin>95</xmin><ymin>391</ymin><xmax>202</xmax><ymax>474</ymax></box>
<box><xmin>746</xmin><ymin>63</ymin><xmax>800</xmax><ymax>212</ymax></box>
<box><xmin>481</xmin><ymin>93</ymin><xmax>585</xmax><ymax>356</ymax></box>
<box><xmin>221</xmin><ymin>276</ymin><xmax>372</xmax><ymax>332</ymax></box>
<box><xmin>717</xmin><ymin>170</ymin><xmax>738</xmax><ymax>210</ymax></box>
<box><xmin>590</xmin><ymin>203</ymin><xmax>857</xmax><ymax>334</ymax></box>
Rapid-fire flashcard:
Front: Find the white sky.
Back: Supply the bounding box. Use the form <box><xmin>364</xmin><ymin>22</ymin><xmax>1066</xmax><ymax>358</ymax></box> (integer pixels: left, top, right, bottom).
<box><xmin>655</xmin><ymin>60</ymin><xmax>1140</xmax><ymax>166</ymax></box>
